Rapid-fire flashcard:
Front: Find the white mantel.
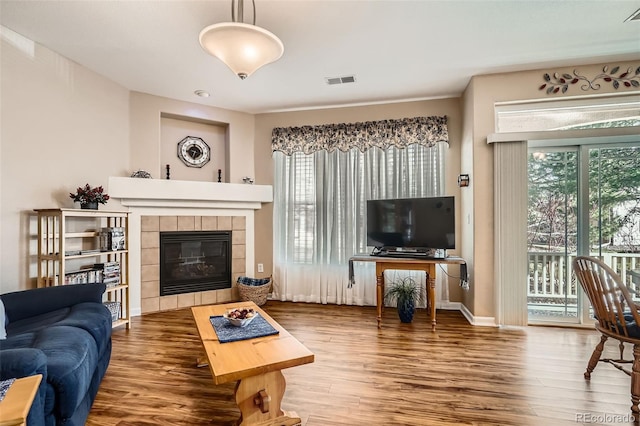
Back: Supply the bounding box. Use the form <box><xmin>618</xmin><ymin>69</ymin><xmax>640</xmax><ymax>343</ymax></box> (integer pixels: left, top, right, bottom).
<box><xmin>108</xmin><ymin>177</ymin><xmax>273</xmax><ymax>209</ymax></box>
<box><xmin>107</xmin><ymin>177</ymin><xmax>273</xmax><ymax>317</ymax></box>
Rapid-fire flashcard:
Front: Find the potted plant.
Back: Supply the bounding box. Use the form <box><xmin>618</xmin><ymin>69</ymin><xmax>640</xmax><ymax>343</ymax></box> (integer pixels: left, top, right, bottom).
<box><xmin>384</xmin><ymin>276</ymin><xmax>424</xmax><ymax>323</ymax></box>
<box><xmin>69</xmin><ymin>184</ymin><xmax>110</xmax><ymax>210</ymax></box>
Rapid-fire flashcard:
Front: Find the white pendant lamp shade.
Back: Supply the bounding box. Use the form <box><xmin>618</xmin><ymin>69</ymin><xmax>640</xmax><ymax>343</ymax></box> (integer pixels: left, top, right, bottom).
<box><xmin>199</xmin><ymin>22</ymin><xmax>284</xmax><ymax>79</ymax></box>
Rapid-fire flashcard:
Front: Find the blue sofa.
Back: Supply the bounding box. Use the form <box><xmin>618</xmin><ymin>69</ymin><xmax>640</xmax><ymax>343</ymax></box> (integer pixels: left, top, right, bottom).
<box><xmin>0</xmin><ymin>283</ymin><xmax>112</xmax><ymax>426</ymax></box>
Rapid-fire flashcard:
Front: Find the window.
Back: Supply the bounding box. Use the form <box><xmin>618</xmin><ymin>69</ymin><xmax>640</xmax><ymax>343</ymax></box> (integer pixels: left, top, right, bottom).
<box><xmin>271</xmin><ymin>116</ymin><xmax>448</xmax><ymax>304</ymax></box>
<box><xmin>276</xmin><ymin>145</ymin><xmax>444</xmax><ymax>265</ymax></box>
<box><xmin>495</xmin><ymin>96</ymin><xmax>640</xmax><ymax>133</ymax></box>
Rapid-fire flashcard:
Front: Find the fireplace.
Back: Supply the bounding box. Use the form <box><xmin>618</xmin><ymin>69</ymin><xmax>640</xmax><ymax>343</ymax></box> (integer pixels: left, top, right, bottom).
<box><xmin>160</xmin><ymin>231</ymin><xmax>231</xmax><ymax>296</ymax></box>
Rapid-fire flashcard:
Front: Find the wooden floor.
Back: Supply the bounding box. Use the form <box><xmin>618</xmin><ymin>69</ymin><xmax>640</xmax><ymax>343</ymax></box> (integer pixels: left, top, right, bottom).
<box><xmin>87</xmin><ymin>301</ymin><xmax>636</xmax><ymax>425</ymax></box>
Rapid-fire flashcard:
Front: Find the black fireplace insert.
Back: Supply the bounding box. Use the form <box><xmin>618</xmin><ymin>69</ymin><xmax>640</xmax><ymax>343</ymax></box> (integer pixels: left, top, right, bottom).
<box><xmin>159</xmin><ymin>231</ymin><xmax>231</xmax><ymax>296</ymax></box>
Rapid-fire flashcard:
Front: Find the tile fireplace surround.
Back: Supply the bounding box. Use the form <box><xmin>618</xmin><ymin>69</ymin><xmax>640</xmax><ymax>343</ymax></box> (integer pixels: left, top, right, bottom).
<box><xmin>108</xmin><ymin>177</ymin><xmax>273</xmax><ymax>317</ymax></box>
<box><xmin>140</xmin><ymin>215</ymin><xmax>246</xmax><ymax>314</ymax></box>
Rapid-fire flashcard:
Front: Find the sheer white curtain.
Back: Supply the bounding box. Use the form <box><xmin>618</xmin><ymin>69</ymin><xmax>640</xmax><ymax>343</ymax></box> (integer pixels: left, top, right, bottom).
<box><xmin>272</xmin><ymin>143</ymin><xmax>447</xmax><ymax>306</ymax></box>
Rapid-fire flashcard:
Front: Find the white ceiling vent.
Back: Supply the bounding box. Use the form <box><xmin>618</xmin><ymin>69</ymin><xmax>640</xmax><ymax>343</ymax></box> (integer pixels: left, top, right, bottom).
<box><xmin>325</xmin><ymin>75</ymin><xmax>356</xmax><ymax>85</ymax></box>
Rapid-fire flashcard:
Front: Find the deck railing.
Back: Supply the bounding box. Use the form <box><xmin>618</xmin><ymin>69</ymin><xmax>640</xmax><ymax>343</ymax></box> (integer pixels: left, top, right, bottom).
<box><xmin>528</xmin><ymin>252</ymin><xmax>640</xmax><ymax>303</ymax></box>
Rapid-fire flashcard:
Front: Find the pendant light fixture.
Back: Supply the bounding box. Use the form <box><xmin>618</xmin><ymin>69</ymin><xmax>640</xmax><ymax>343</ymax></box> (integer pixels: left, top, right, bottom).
<box><xmin>199</xmin><ymin>0</ymin><xmax>284</xmax><ymax>80</ymax></box>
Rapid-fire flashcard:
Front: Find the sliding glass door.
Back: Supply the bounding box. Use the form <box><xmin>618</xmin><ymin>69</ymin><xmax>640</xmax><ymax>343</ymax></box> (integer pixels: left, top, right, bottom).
<box><xmin>527</xmin><ymin>148</ymin><xmax>579</xmax><ymax>322</ymax></box>
<box><xmin>585</xmin><ymin>146</ymin><xmax>640</xmax><ymax>305</ymax></box>
<box><xmin>527</xmin><ymin>143</ymin><xmax>640</xmax><ymax>324</ymax></box>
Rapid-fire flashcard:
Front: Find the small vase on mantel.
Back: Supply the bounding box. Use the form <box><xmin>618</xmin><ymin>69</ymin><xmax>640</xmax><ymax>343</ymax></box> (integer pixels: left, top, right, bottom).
<box><xmin>80</xmin><ymin>201</ymin><xmax>99</xmax><ymax>210</ymax></box>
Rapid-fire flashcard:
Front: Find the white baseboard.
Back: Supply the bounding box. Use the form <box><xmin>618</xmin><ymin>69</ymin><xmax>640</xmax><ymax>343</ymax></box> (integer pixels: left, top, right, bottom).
<box><xmin>438</xmin><ymin>301</ymin><xmax>497</xmax><ymax>327</ymax></box>
<box><xmin>436</xmin><ymin>301</ymin><xmax>461</xmax><ymax>310</ymax></box>
<box><xmin>459</xmin><ymin>303</ymin><xmax>497</xmax><ymax>327</ymax></box>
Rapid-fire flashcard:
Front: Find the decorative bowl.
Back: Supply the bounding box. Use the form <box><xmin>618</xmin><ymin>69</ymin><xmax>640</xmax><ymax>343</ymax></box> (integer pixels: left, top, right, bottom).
<box><xmin>223</xmin><ymin>308</ymin><xmax>259</xmax><ymax>327</ymax></box>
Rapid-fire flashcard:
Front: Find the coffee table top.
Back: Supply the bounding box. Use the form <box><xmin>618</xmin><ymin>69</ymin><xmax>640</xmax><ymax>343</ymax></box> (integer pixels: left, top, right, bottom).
<box><xmin>0</xmin><ymin>374</ymin><xmax>42</xmax><ymax>426</ymax></box>
<box><xmin>191</xmin><ymin>302</ymin><xmax>314</xmax><ymax>385</ymax></box>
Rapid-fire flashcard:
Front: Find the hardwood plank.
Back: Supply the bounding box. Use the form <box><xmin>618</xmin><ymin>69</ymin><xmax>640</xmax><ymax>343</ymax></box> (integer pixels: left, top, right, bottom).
<box><xmin>88</xmin><ymin>302</ymin><xmax>637</xmax><ymax>425</ymax></box>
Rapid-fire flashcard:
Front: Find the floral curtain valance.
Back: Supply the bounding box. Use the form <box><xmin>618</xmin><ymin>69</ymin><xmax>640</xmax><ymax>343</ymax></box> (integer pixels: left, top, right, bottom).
<box><xmin>271</xmin><ymin>115</ymin><xmax>448</xmax><ymax>155</ymax></box>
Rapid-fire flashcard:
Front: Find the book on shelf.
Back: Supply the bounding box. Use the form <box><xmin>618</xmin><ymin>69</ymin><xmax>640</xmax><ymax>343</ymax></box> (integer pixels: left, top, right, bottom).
<box><xmin>94</xmin><ymin>262</ymin><xmax>120</xmax><ymax>273</ymax></box>
<box><xmin>103</xmin><ymin>279</ymin><xmax>121</xmax><ymax>288</ymax></box>
<box><xmin>102</xmin><ymin>276</ymin><xmax>120</xmax><ymax>282</ymax></box>
<box><xmin>95</xmin><ymin>262</ymin><xmax>121</xmax><ymax>287</ymax></box>
<box><xmin>64</xmin><ymin>268</ymin><xmax>101</xmax><ymax>285</ymax></box>
<box><xmin>81</xmin><ymin>249</ymin><xmax>102</xmax><ymax>255</ymax></box>
<box><xmin>49</xmin><ymin>264</ymin><xmax>122</xmax><ymax>286</ymax></box>
<box><xmin>102</xmin><ymin>272</ymin><xmax>120</xmax><ymax>279</ymax></box>
<box><xmin>42</xmin><ymin>262</ymin><xmax>124</xmax><ymax>287</ymax></box>
<box><xmin>94</xmin><ymin>261</ymin><xmax>120</xmax><ymax>269</ymax></box>
<box><xmin>102</xmin><ymin>271</ymin><xmax>120</xmax><ymax>279</ymax></box>
<box><xmin>63</xmin><ymin>249</ymin><xmax>107</xmax><ymax>257</ymax></box>
<box><xmin>100</xmin><ymin>227</ymin><xmax>125</xmax><ymax>251</ymax></box>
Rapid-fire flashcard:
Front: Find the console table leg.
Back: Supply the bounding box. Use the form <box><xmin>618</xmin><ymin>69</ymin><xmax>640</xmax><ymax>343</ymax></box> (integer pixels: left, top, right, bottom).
<box><xmin>427</xmin><ymin>271</ymin><xmax>436</xmax><ymax>332</ymax></box>
<box><xmin>376</xmin><ymin>273</ymin><xmax>384</xmax><ymax>329</ymax></box>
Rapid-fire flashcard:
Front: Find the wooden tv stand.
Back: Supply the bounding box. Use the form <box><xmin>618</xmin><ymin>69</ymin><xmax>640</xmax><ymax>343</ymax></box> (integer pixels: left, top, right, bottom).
<box><xmin>349</xmin><ymin>254</ymin><xmax>465</xmax><ymax>331</ymax></box>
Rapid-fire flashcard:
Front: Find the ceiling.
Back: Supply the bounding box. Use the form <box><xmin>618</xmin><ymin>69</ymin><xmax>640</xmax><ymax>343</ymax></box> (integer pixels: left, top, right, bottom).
<box><xmin>1</xmin><ymin>0</ymin><xmax>639</xmax><ymax>114</ymax></box>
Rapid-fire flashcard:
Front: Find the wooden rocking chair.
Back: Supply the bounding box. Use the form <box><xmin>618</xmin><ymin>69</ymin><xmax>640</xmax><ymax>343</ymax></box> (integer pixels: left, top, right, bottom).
<box><xmin>573</xmin><ymin>256</ymin><xmax>640</xmax><ymax>418</ymax></box>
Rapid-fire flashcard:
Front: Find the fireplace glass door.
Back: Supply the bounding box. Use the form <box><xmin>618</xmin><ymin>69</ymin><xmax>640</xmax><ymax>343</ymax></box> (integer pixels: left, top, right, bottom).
<box><xmin>160</xmin><ymin>231</ymin><xmax>231</xmax><ymax>296</ymax></box>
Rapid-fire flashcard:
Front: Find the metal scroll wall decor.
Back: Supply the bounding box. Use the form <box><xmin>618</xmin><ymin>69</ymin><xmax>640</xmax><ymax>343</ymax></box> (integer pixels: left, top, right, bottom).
<box><xmin>539</xmin><ymin>64</ymin><xmax>640</xmax><ymax>95</ymax></box>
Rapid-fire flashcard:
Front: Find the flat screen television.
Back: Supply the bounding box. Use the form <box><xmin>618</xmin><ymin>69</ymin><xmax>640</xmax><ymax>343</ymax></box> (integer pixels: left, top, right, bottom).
<box><xmin>366</xmin><ymin>196</ymin><xmax>455</xmax><ymax>250</ymax></box>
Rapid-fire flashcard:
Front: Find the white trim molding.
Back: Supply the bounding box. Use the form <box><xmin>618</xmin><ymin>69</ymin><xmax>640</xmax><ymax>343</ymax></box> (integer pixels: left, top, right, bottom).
<box><xmin>487</xmin><ymin>126</ymin><xmax>639</xmax><ymax>145</ymax></box>
<box><xmin>108</xmin><ymin>177</ymin><xmax>273</xmax><ymax>209</ymax></box>
<box><xmin>460</xmin><ymin>304</ymin><xmax>497</xmax><ymax>327</ymax></box>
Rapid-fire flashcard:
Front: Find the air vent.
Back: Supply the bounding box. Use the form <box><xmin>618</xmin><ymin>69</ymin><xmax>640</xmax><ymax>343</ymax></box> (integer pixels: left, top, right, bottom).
<box><xmin>325</xmin><ymin>75</ymin><xmax>357</xmax><ymax>85</ymax></box>
<box><xmin>624</xmin><ymin>7</ymin><xmax>640</xmax><ymax>22</ymax></box>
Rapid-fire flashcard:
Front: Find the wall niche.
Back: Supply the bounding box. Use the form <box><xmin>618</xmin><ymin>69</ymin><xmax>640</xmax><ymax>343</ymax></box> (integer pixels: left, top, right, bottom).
<box><xmin>160</xmin><ymin>113</ymin><xmax>228</xmax><ymax>182</ymax></box>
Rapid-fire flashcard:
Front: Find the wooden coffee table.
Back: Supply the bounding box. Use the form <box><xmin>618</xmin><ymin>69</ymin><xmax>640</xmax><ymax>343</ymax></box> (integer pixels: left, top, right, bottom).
<box><xmin>191</xmin><ymin>302</ymin><xmax>314</xmax><ymax>426</ymax></box>
<box><xmin>0</xmin><ymin>374</ymin><xmax>42</xmax><ymax>426</ymax></box>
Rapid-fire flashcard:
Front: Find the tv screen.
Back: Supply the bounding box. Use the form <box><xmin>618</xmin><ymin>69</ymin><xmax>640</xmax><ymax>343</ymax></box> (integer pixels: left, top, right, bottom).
<box><xmin>366</xmin><ymin>196</ymin><xmax>455</xmax><ymax>249</ymax></box>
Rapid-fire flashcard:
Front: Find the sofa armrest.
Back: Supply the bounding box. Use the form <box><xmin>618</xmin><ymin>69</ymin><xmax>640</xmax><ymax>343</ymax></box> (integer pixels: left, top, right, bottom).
<box><xmin>1</xmin><ymin>283</ymin><xmax>106</xmax><ymax>324</ymax></box>
<box><xmin>0</xmin><ymin>348</ymin><xmax>47</xmax><ymax>381</ymax></box>
<box><xmin>0</xmin><ymin>349</ymin><xmax>48</xmax><ymax>426</ymax></box>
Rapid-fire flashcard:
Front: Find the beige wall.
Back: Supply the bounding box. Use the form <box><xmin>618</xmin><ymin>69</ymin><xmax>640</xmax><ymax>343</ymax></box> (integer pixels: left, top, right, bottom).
<box><xmin>254</xmin><ymin>98</ymin><xmax>465</xmax><ymax>300</ymax></box>
<box><xmin>1</xmin><ymin>34</ymin><xmax>130</xmax><ymax>293</ymax></box>
<box><xmin>129</xmin><ymin>92</ymin><xmax>255</xmax><ymax>184</ymax></box>
<box><xmin>463</xmin><ymin>60</ymin><xmax>640</xmax><ymax>320</ymax></box>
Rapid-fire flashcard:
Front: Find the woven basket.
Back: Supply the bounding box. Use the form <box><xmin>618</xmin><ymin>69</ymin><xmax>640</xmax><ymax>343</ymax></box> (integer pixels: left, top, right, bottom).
<box><xmin>237</xmin><ymin>277</ymin><xmax>272</xmax><ymax>306</ymax></box>
<box><xmin>103</xmin><ymin>301</ymin><xmax>121</xmax><ymax>322</ymax></box>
